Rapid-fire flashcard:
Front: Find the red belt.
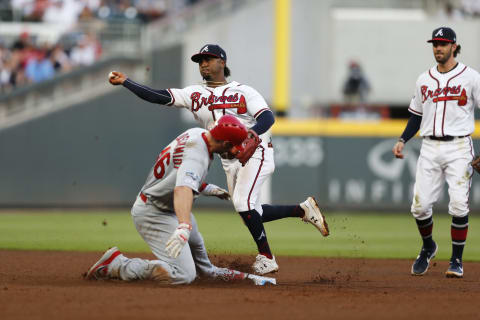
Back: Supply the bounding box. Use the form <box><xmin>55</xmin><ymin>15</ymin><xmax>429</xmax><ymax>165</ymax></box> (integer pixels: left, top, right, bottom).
<box><xmin>140</xmin><ymin>192</ymin><xmax>148</xmax><ymax>203</ymax></box>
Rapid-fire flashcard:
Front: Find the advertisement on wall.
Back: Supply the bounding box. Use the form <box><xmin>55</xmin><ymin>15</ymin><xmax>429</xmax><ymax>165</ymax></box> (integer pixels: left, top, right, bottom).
<box><xmin>271</xmin><ymin>136</ymin><xmax>480</xmax><ymax>211</ymax></box>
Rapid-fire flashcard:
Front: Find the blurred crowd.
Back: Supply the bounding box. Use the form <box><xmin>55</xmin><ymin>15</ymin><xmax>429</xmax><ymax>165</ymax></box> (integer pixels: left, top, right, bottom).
<box><xmin>0</xmin><ymin>0</ymin><xmax>207</xmax><ymax>93</ymax></box>
<box><xmin>0</xmin><ymin>31</ymin><xmax>101</xmax><ymax>92</ymax></box>
<box><xmin>7</xmin><ymin>0</ymin><xmax>203</xmax><ymax>25</ymax></box>
<box><xmin>437</xmin><ymin>0</ymin><xmax>480</xmax><ymax>20</ymax></box>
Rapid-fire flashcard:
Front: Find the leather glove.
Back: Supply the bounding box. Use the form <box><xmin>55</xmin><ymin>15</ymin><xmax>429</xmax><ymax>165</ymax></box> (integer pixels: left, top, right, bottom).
<box><xmin>236</xmin><ymin>129</ymin><xmax>261</xmax><ymax>166</ymax></box>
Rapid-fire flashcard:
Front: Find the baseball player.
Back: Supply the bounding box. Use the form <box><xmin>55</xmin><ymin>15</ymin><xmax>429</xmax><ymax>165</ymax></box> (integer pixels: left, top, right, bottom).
<box><xmin>392</xmin><ymin>27</ymin><xmax>480</xmax><ymax>278</ymax></box>
<box><xmin>108</xmin><ymin>44</ymin><xmax>329</xmax><ymax>275</ymax></box>
<box><xmin>85</xmin><ymin>115</ymin><xmax>276</xmax><ymax>285</ymax></box>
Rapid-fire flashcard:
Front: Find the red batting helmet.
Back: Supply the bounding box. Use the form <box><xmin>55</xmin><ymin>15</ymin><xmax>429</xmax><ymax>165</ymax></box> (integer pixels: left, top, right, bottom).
<box><xmin>209</xmin><ymin>115</ymin><xmax>248</xmax><ymax>151</ymax></box>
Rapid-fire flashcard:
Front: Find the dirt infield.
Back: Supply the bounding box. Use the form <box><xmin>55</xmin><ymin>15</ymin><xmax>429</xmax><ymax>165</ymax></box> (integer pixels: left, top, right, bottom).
<box><xmin>1</xmin><ymin>250</ymin><xmax>479</xmax><ymax>320</ymax></box>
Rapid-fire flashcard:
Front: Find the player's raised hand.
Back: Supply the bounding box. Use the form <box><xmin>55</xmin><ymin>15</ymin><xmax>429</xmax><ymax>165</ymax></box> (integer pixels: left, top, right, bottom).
<box><xmin>108</xmin><ymin>71</ymin><xmax>126</xmax><ymax>85</ymax></box>
<box><xmin>392</xmin><ymin>141</ymin><xmax>405</xmax><ymax>159</ymax></box>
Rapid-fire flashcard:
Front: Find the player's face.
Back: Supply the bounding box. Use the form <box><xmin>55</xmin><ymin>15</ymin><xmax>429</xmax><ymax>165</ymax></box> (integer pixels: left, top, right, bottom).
<box><xmin>198</xmin><ymin>56</ymin><xmax>224</xmax><ymax>81</ymax></box>
<box><xmin>432</xmin><ymin>41</ymin><xmax>454</xmax><ymax>64</ymax></box>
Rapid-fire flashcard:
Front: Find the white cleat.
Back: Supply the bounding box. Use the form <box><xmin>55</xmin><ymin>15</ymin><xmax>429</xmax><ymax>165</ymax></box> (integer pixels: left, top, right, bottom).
<box><xmin>246</xmin><ymin>274</ymin><xmax>277</xmax><ymax>286</ymax></box>
<box><xmin>253</xmin><ymin>254</ymin><xmax>279</xmax><ymax>275</ymax></box>
<box><xmin>300</xmin><ymin>197</ymin><xmax>329</xmax><ymax>236</ymax></box>
<box><xmin>85</xmin><ymin>247</ymin><xmax>122</xmax><ymax>280</ymax></box>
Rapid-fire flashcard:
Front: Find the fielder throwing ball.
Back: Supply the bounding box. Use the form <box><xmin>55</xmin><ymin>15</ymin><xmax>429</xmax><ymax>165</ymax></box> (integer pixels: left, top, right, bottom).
<box><xmin>85</xmin><ymin>115</ymin><xmax>275</xmax><ymax>285</ymax></box>
<box><xmin>108</xmin><ymin>44</ymin><xmax>329</xmax><ymax>275</ymax></box>
<box><xmin>392</xmin><ymin>27</ymin><xmax>480</xmax><ymax>278</ymax></box>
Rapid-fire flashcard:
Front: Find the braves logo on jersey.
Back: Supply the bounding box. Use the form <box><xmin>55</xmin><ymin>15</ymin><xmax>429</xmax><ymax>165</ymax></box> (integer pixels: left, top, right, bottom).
<box><xmin>190</xmin><ymin>91</ymin><xmax>247</xmax><ymax>114</ymax></box>
<box><xmin>421</xmin><ymin>85</ymin><xmax>467</xmax><ymax>106</ymax></box>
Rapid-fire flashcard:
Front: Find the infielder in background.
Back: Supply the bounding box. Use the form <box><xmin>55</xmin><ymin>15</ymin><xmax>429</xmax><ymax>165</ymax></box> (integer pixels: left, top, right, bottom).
<box><xmin>86</xmin><ymin>115</ymin><xmax>275</xmax><ymax>285</ymax></box>
<box><xmin>392</xmin><ymin>27</ymin><xmax>480</xmax><ymax>278</ymax></box>
<box><xmin>108</xmin><ymin>44</ymin><xmax>329</xmax><ymax>275</ymax></box>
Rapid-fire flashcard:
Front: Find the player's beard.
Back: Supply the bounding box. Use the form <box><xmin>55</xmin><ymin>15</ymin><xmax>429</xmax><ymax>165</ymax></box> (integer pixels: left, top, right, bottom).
<box><xmin>435</xmin><ymin>48</ymin><xmax>452</xmax><ymax>64</ymax></box>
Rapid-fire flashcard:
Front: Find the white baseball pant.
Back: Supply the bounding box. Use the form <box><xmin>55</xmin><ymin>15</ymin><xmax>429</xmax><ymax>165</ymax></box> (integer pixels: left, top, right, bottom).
<box><xmin>222</xmin><ymin>145</ymin><xmax>275</xmax><ymax>214</ymax></box>
<box><xmin>411</xmin><ymin>137</ymin><xmax>474</xmax><ymax>220</ymax></box>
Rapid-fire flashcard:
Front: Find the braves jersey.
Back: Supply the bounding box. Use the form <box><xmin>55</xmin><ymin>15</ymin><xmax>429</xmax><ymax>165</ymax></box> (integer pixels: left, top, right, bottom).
<box><xmin>140</xmin><ymin>128</ymin><xmax>212</xmax><ymax>213</ymax></box>
<box><xmin>167</xmin><ymin>81</ymin><xmax>272</xmax><ymax>147</ymax></box>
<box><xmin>409</xmin><ymin>62</ymin><xmax>480</xmax><ymax>136</ymax></box>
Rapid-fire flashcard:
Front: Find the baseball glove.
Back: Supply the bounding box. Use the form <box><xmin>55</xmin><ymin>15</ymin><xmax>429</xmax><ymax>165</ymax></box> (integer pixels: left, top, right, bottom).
<box><xmin>236</xmin><ymin>129</ymin><xmax>261</xmax><ymax>166</ymax></box>
<box><xmin>472</xmin><ymin>155</ymin><xmax>480</xmax><ymax>174</ymax></box>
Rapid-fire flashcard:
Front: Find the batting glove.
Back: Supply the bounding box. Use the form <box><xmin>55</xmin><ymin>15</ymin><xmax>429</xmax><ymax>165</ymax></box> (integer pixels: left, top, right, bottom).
<box><xmin>200</xmin><ymin>183</ymin><xmax>230</xmax><ymax>200</ymax></box>
<box><xmin>165</xmin><ymin>223</ymin><xmax>192</xmax><ymax>258</ymax></box>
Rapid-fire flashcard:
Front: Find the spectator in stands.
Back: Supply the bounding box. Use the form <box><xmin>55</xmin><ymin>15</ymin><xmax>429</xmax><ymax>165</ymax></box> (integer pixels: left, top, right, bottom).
<box><xmin>340</xmin><ymin>60</ymin><xmax>377</xmax><ymax>120</ymax></box>
<box><xmin>134</xmin><ymin>0</ymin><xmax>167</xmax><ymax>23</ymax></box>
<box><xmin>70</xmin><ymin>33</ymin><xmax>101</xmax><ymax>66</ymax></box>
<box><xmin>51</xmin><ymin>44</ymin><xmax>72</xmax><ymax>73</ymax></box>
<box><xmin>343</xmin><ymin>60</ymin><xmax>370</xmax><ymax>105</ymax></box>
<box><xmin>42</xmin><ymin>0</ymin><xmax>83</xmax><ymax>29</ymax></box>
<box><xmin>25</xmin><ymin>48</ymin><xmax>55</xmax><ymax>82</ymax></box>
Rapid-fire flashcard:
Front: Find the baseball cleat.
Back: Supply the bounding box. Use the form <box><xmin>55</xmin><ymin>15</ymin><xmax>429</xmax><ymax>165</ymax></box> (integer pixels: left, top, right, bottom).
<box><xmin>445</xmin><ymin>258</ymin><xmax>463</xmax><ymax>278</ymax></box>
<box><xmin>246</xmin><ymin>273</ymin><xmax>277</xmax><ymax>286</ymax></box>
<box><xmin>411</xmin><ymin>242</ymin><xmax>437</xmax><ymax>276</ymax></box>
<box><xmin>252</xmin><ymin>254</ymin><xmax>279</xmax><ymax>275</ymax></box>
<box><xmin>85</xmin><ymin>247</ymin><xmax>122</xmax><ymax>280</ymax></box>
<box><xmin>300</xmin><ymin>197</ymin><xmax>329</xmax><ymax>236</ymax></box>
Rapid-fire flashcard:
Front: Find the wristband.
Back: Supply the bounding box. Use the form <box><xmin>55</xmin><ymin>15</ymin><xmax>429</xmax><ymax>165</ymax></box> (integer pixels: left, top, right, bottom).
<box><xmin>398</xmin><ymin>138</ymin><xmax>406</xmax><ymax>143</ymax></box>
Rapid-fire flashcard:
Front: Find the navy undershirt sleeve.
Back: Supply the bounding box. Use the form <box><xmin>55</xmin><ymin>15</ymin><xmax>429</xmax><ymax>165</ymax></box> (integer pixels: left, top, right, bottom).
<box><xmin>400</xmin><ymin>114</ymin><xmax>422</xmax><ymax>143</ymax></box>
<box><xmin>250</xmin><ymin>110</ymin><xmax>275</xmax><ymax>135</ymax></box>
<box><xmin>122</xmin><ymin>78</ymin><xmax>172</xmax><ymax>105</ymax></box>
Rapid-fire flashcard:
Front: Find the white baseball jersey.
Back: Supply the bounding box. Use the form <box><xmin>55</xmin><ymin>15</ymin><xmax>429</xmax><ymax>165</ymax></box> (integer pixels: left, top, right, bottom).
<box><xmin>167</xmin><ymin>81</ymin><xmax>274</xmax><ymax>213</ymax></box>
<box><xmin>140</xmin><ymin>128</ymin><xmax>212</xmax><ymax>212</ymax></box>
<box><xmin>409</xmin><ymin>62</ymin><xmax>480</xmax><ymax>136</ymax></box>
<box><xmin>167</xmin><ymin>81</ymin><xmax>272</xmax><ymax>147</ymax></box>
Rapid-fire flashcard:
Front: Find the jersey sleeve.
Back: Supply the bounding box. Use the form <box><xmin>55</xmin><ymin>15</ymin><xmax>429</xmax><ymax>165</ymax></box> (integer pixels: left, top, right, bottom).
<box><xmin>174</xmin><ymin>137</ymin><xmax>209</xmax><ymax>193</ymax></box>
<box><xmin>168</xmin><ymin>87</ymin><xmax>194</xmax><ymax>109</ymax></box>
<box><xmin>244</xmin><ymin>86</ymin><xmax>270</xmax><ymax>118</ymax></box>
<box><xmin>408</xmin><ymin>78</ymin><xmax>423</xmax><ymax>116</ymax></box>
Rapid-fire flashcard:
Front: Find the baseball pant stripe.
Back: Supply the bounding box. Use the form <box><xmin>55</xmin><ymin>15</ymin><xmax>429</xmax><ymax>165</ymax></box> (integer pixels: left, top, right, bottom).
<box><xmin>247</xmin><ymin>146</ymin><xmax>265</xmax><ymax>211</ymax></box>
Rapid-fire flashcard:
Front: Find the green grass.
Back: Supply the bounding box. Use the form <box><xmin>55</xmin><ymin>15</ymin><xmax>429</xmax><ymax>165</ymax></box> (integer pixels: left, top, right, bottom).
<box><xmin>0</xmin><ymin>210</ymin><xmax>479</xmax><ymax>261</ymax></box>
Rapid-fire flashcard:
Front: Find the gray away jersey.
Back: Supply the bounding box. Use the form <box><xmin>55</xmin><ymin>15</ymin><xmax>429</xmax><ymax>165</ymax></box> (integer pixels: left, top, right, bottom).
<box><xmin>140</xmin><ymin>128</ymin><xmax>213</xmax><ymax>212</ymax></box>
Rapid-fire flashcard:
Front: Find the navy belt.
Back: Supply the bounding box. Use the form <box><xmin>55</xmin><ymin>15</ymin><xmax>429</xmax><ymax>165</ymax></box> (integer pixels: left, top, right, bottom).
<box><xmin>427</xmin><ymin>135</ymin><xmax>470</xmax><ymax>141</ymax></box>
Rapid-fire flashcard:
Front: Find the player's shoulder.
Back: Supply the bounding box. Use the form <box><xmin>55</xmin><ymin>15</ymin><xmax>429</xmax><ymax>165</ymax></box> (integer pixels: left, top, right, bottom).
<box><xmin>182</xmin><ymin>127</ymin><xmax>208</xmax><ymax>141</ymax></box>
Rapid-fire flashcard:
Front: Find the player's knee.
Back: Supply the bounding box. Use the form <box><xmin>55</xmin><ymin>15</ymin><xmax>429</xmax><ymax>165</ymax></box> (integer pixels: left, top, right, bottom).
<box><xmin>182</xmin><ymin>265</ymin><xmax>197</xmax><ymax>284</ymax></box>
<box><xmin>232</xmin><ymin>195</ymin><xmax>250</xmax><ymax>212</ymax></box>
<box><xmin>411</xmin><ymin>194</ymin><xmax>433</xmax><ymax>218</ymax></box>
<box><xmin>173</xmin><ymin>261</ymin><xmax>197</xmax><ymax>284</ymax></box>
<box><xmin>448</xmin><ymin>201</ymin><xmax>468</xmax><ymax>217</ymax></box>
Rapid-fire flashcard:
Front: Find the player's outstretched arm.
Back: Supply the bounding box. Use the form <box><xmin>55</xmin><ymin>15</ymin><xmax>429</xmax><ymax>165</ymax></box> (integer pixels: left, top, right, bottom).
<box><xmin>109</xmin><ymin>70</ymin><xmax>173</xmax><ymax>105</ymax></box>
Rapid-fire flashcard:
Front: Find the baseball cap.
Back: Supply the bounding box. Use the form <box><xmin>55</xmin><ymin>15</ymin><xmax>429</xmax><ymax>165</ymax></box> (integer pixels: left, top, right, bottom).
<box><xmin>191</xmin><ymin>44</ymin><xmax>227</xmax><ymax>63</ymax></box>
<box><xmin>209</xmin><ymin>115</ymin><xmax>247</xmax><ymax>151</ymax></box>
<box><xmin>427</xmin><ymin>27</ymin><xmax>456</xmax><ymax>43</ymax></box>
